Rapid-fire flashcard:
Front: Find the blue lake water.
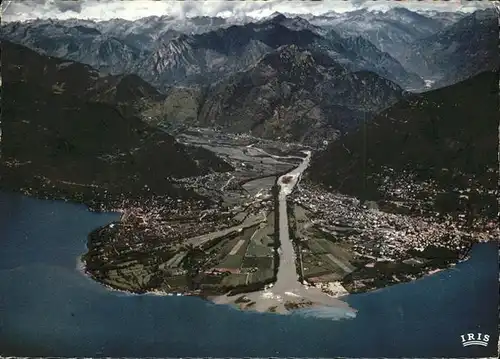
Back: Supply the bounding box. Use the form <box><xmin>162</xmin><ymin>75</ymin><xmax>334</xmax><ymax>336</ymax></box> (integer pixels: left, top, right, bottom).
<box><xmin>0</xmin><ymin>191</ymin><xmax>498</xmax><ymax>357</ymax></box>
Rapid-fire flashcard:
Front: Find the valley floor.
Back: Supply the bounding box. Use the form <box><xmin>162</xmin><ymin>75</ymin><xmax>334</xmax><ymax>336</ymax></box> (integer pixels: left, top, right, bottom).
<box><xmin>78</xmin><ymin>128</ymin><xmax>497</xmax><ymax>314</ymax></box>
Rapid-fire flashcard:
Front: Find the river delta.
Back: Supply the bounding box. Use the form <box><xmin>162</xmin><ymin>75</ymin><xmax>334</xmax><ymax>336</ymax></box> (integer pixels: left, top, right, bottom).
<box><xmin>1</xmin><ymin>190</ymin><xmax>498</xmax><ymax>357</ymax></box>
<box><xmin>78</xmin><ymin>129</ymin><xmax>496</xmax><ymax>315</ymax></box>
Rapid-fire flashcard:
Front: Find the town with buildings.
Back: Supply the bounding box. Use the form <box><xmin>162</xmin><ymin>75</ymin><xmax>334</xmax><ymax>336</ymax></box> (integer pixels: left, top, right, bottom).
<box><xmin>83</xmin><ymin>128</ymin><xmax>497</xmax><ymax>303</ymax></box>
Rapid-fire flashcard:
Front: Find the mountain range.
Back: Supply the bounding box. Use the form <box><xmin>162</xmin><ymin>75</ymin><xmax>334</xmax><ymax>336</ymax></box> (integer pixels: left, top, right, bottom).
<box><xmin>196</xmin><ymin>44</ymin><xmax>403</xmax><ymax>144</ymax></box>
<box><xmin>307</xmin><ymin>7</ymin><xmax>456</xmax><ymax>66</ymax></box>
<box><xmin>307</xmin><ymin>7</ymin><xmax>498</xmax><ymax>86</ymax></box>
<box><xmin>1</xmin><ymin>7</ymin><xmax>498</xmax><ymax>187</ymax></box>
<box><xmin>131</xmin><ymin>14</ymin><xmax>424</xmax><ymax>90</ymax></box>
<box><xmin>407</xmin><ymin>9</ymin><xmax>499</xmax><ymax>87</ymax></box>
<box><xmin>1</xmin><ymin>41</ymin><xmax>232</xmax><ymax>208</ymax></box>
<box><xmin>137</xmin><ymin>41</ymin><xmax>406</xmax><ymax>144</ymax></box>
<box><xmin>2</xmin><ymin>8</ymin><xmax>496</xmax><ymax>93</ymax></box>
<box><xmin>1</xmin><ymin>39</ymin><xmax>405</xmax><ymax>149</ymax></box>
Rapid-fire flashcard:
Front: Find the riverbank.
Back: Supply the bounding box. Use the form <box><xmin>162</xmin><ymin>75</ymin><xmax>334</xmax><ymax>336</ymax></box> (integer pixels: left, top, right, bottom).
<box><xmin>210</xmin><ymin>151</ymin><xmax>356</xmax><ymax>315</ymax></box>
<box><xmin>77</xmin><ymin>150</ymin><xmax>355</xmax><ymax>316</ymax></box>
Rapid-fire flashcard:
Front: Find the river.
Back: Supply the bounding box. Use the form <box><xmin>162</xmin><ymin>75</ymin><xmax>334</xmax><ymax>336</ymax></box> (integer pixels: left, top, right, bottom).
<box><xmin>215</xmin><ymin>150</ymin><xmax>354</xmax><ymax>313</ymax></box>
<box><xmin>0</xmin><ymin>191</ymin><xmax>498</xmax><ymax>357</ymax></box>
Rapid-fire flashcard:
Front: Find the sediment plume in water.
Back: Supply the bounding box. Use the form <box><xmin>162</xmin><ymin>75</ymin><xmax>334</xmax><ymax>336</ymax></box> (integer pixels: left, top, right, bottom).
<box><xmin>293</xmin><ymin>306</ymin><xmax>358</xmax><ymax>320</ymax></box>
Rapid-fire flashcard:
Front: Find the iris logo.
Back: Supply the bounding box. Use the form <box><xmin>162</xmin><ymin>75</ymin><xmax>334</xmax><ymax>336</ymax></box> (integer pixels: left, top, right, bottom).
<box><xmin>460</xmin><ymin>333</ymin><xmax>490</xmax><ymax>347</ymax></box>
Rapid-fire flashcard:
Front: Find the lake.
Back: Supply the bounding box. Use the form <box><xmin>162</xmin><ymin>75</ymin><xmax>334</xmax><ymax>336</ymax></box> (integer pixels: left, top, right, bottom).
<box><xmin>0</xmin><ymin>191</ymin><xmax>498</xmax><ymax>357</ymax></box>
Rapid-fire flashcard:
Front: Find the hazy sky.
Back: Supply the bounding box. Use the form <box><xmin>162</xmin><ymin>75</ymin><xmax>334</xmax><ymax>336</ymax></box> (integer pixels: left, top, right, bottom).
<box><xmin>1</xmin><ymin>0</ymin><xmax>496</xmax><ymax>22</ymax></box>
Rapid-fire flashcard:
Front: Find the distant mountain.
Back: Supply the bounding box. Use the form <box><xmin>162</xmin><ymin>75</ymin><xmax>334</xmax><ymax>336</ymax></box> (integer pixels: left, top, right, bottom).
<box><xmin>417</xmin><ymin>10</ymin><xmax>467</xmax><ymax>27</ymax></box>
<box><xmin>3</xmin><ymin>9</ymin><xmax>490</xmax><ymax>94</ymax></box>
<box><xmin>1</xmin><ymin>41</ymin><xmax>232</xmax><ymax>207</ymax></box>
<box><xmin>85</xmin><ymin>15</ymin><xmax>243</xmax><ymax>55</ymax></box>
<box><xmin>136</xmin><ymin>41</ymin><xmax>407</xmax><ymax>143</ymax></box>
<box><xmin>4</xmin><ymin>20</ymin><xmax>406</xmax><ymax>144</ymax></box>
<box><xmin>197</xmin><ymin>45</ymin><xmax>404</xmax><ymax>144</ymax></box>
<box><xmin>307</xmin><ymin>7</ymin><xmax>449</xmax><ymax>67</ymax></box>
<box><xmin>275</xmin><ymin>14</ymin><xmax>424</xmax><ymax>88</ymax></box>
<box><xmin>135</xmin><ymin>15</ymin><xmax>423</xmax><ymax>90</ymax></box>
<box><xmin>133</xmin><ymin>16</ymin><xmax>355</xmax><ymax>89</ymax></box>
<box><xmin>338</xmin><ymin>35</ymin><xmax>423</xmax><ymax>89</ymax></box>
<box><xmin>308</xmin><ymin>71</ymin><xmax>499</xmax><ymax>220</ymax></box>
<box><xmin>1</xmin><ymin>13</ymin><xmax>425</xmax><ymax>90</ymax></box>
<box><xmin>1</xmin><ymin>15</ymin><xmax>242</xmax><ymax>53</ymax></box>
<box><xmin>94</xmin><ymin>15</ymin><xmax>239</xmax><ymax>49</ymax></box>
<box><xmin>262</xmin><ymin>13</ymin><xmax>327</xmax><ymax>35</ymax></box>
<box><xmin>308</xmin><ymin>8</ymin><xmax>497</xmax><ymax>89</ymax></box>
<box><xmin>407</xmin><ymin>9</ymin><xmax>499</xmax><ymax>86</ymax></box>
<box><xmin>3</xmin><ymin>40</ymin><xmax>164</xmax><ymax>118</ymax></box>
<box><xmin>1</xmin><ymin>19</ymin><xmax>144</xmax><ymax>75</ymax></box>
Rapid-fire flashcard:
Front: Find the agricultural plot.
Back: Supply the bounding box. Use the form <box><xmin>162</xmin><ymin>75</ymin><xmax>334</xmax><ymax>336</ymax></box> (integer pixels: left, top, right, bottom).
<box><xmin>221</xmin><ymin>268</ymin><xmax>274</xmax><ymax>289</ymax></box>
<box><xmin>242</xmin><ymin>256</ymin><xmax>273</xmax><ymax>269</ymax></box>
<box><xmin>247</xmin><ymin>268</ymin><xmax>274</xmax><ymax>284</ymax></box>
<box><xmin>198</xmin><ymin>211</ymin><xmax>277</xmax><ymax>290</ymax></box>
<box><xmin>245</xmin><ymin>240</ymin><xmax>273</xmax><ymax>257</ymax></box>
<box><xmin>245</xmin><ymin>221</ymin><xmax>274</xmax><ymax>258</ymax></box>
<box><xmin>164</xmin><ymin>275</ymin><xmax>189</xmax><ymax>289</ymax></box>
<box><xmin>292</xmin><ymin>202</ymin><xmax>356</xmax><ymax>281</ymax></box>
<box><xmin>221</xmin><ymin>273</ymin><xmax>249</xmax><ymax>287</ymax></box>
<box><xmin>232</xmin><ymin>211</ymin><xmax>248</xmax><ymax>222</ymax></box>
<box><xmin>302</xmin><ymin>251</ymin><xmax>341</xmax><ymax>280</ymax></box>
<box><xmin>301</xmin><ymin>235</ymin><xmax>356</xmax><ymax>282</ymax></box>
<box><xmin>215</xmin><ymin>225</ymin><xmax>258</xmax><ymax>269</ymax></box>
<box><xmin>204</xmin><ymin>234</ymin><xmax>240</xmax><ymax>265</ymax></box>
<box><xmin>201</xmin><ymin>274</ymin><xmax>225</xmax><ymax>285</ymax></box>
<box><xmin>293</xmin><ymin>205</ymin><xmax>313</xmax><ymax>237</ymax></box>
<box><xmin>242</xmin><ymin>212</ymin><xmax>275</xmax><ymax>271</ymax></box>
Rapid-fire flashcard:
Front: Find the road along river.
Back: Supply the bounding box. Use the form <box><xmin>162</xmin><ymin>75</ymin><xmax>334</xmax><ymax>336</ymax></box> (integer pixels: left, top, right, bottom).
<box><xmin>214</xmin><ymin>151</ymin><xmax>357</xmax><ymax>316</ymax></box>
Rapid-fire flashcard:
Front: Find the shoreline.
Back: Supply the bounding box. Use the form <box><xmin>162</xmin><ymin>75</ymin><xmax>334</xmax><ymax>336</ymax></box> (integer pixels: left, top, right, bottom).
<box><xmin>77</xmin><ymin>255</ymin><xmax>199</xmax><ymax>298</ymax></box>
<box><xmin>76</xmin><ymin>212</ymin><xmax>478</xmax><ymax>313</ymax></box>
<box><xmin>77</xmin><ymin>220</ymin><xmax>358</xmax><ymax>315</ymax></box>
<box><xmin>77</xmin><ymin>239</ymin><xmax>476</xmax><ymax>319</ymax></box>
<box><xmin>3</xmin><ymin>186</ymin><xmax>479</xmax><ymax>315</ymax></box>
<box><xmin>74</xmin><ymin>146</ymin><xmax>482</xmax><ymax>316</ymax></box>
<box><xmin>5</xmin><ymin>181</ymin><xmax>484</xmax><ymax>315</ymax></box>
<box><xmin>2</xmin><ymin>189</ymin><xmax>498</xmax><ymax>358</ymax></box>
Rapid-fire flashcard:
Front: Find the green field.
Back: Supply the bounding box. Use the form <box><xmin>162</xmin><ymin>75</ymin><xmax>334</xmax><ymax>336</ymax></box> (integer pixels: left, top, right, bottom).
<box><xmin>248</xmin><ymin>268</ymin><xmax>274</xmax><ymax>283</ymax></box>
<box><xmin>301</xmin><ymin>236</ymin><xmax>355</xmax><ymax>280</ymax></box>
<box><xmin>221</xmin><ymin>273</ymin><xmax>249</xmax><ymax>287</ymax></box>
<box><xmin>201</xmin><ymin>274</ymin><xmax>225</xmax><ymax>285</ymax></box>
<box><xmin>164</xmin><ymin>275</ymin><xmax>189</xmax><ymax>289</ymax></box>
<box><xmin>216</xmin><ymin>225</ymin><xmax>258</xmax><ymax>269</ymax></box>
<box><xmin>242</xmin><ymin>213</ymin><xmax>275</xmax><ymax>274</ymax></box>
<box><xmin>203</xmin><ymin>212</ymin><xmax>277</xmax><ymax>290</ymax></box>
<box><xmin>245</xmin><ymin>230</ymin><xmax>274</xmax><ymax>257</ymax></box>
<box><xmin>205</xmin><ymin>232</ymin><xmax>239</xmax><ymax>256</ymax></box>
<box><xmin>246</xmin><ymin>212</ymin><xmax>275</xmax><ymax>256</ymax></box>
<box><xmin>242</xmin><ymin>256</ymin><xmax>273</xmax><ymax>269</ymax></box>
